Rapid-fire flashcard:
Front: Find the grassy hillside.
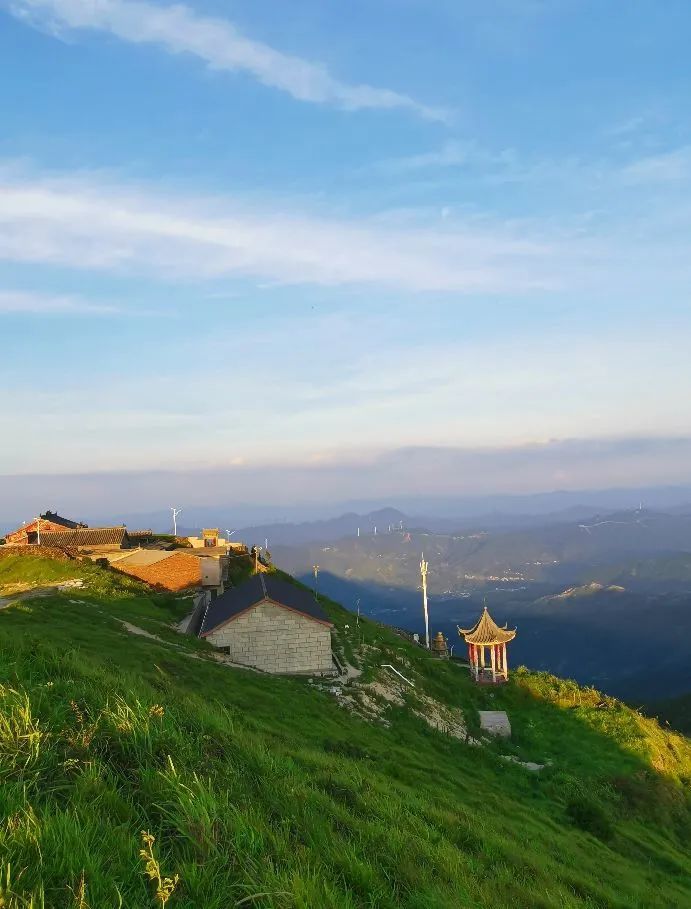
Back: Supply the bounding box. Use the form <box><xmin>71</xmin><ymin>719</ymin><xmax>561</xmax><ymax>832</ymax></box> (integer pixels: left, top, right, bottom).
<box><xmin>0</xmin><ymin>556</ymin><xmax>689</xmax><ymax>908</ymax></box>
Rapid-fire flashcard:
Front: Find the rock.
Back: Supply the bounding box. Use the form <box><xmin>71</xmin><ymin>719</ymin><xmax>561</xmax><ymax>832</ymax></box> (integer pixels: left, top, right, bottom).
<box><xmin>501</xmin><ymin>755</ymin><xmax>545</xmax><ymax>771</ymax></box>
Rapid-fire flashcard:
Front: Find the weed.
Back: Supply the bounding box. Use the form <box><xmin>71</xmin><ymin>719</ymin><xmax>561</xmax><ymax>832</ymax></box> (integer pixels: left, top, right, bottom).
<box><xmin>139</xmin><ymin>832</ymin><xmax>179</xmax><ymax>906</ymax></box>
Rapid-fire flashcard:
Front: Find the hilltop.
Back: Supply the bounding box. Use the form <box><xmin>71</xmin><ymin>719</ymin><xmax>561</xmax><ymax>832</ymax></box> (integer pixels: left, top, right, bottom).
<box><xmin>0</xmin><ymin>553</ymin><xmax>689</xmax><ymax>908</ymax></box>
<box><xmin>537</xmin><ymin>583</ymin><xmax>627</xmax><ymax>601</ymax></box>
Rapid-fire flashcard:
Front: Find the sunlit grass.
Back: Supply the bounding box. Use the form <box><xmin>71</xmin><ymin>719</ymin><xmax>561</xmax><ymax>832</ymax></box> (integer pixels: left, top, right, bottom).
<box><xmin>0</xmin><ymin>556</ymin><xmax>688</xmax><ymax>907</ymax></box>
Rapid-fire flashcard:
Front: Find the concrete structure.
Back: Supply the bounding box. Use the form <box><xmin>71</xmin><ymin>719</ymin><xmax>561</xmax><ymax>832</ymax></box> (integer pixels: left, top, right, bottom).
<box><xmin>200</xmin><ymin>574</ymin><xmax>335</xmax><ymax>676</ymax></box>
<box><xmin>479</xmin><ymin>711</ymin><xmax>512</xmax><ymax>738</ymax></box>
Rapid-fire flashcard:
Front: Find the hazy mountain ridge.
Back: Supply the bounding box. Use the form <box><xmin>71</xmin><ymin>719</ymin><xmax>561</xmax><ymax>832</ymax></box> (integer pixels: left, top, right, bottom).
<box><xmin>271</xmin><ymin>507</ymin><xmax>691</xmax><ymax>703</ymax></box>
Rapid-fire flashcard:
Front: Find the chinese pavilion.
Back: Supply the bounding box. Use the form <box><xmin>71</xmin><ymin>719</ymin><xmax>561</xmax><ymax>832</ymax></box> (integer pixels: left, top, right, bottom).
<box><xmin>458</xmin><ymin>606</ymin><xmax>516</xmax><ymax>684</ymax></box>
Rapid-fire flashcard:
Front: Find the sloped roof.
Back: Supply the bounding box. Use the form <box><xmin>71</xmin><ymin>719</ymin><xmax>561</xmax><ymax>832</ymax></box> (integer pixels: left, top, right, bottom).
<box><xmin>40</xmin><ymin>511</ymin><xmax>85</xmax><ymax>529</ymax></box>
<box><xmin>458</xmin><ymin>606</ymin><xmax>516</xmax><ymax>645</ymax></box>
<box><xmin>116</xmin><ymin>549</ymin><xmax>178</xmax><ymax>567</ymax></box>
<box><xmin>38</xmin><ymin>527</ymin><xmax>129</xmax><ymax>548</ymax></box>
<box><xmin>201</xmin><ymin>574</ymin><xmax>332</xmax><ymax>636</ymax></box>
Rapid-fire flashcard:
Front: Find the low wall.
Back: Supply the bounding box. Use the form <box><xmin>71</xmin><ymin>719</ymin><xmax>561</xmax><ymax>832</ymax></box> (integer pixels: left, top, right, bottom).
<box><xmin>0</xmin><ymin>545</ymin><xmax>79</xmax><ymax>561</ymax></box>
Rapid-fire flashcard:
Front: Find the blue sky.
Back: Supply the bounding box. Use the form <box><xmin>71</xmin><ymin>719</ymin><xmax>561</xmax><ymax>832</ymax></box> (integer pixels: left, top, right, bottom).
<box><xmin>1</xmin><ymin>0</ymin><xmax>691</xmax><ymax>506</ymax></box>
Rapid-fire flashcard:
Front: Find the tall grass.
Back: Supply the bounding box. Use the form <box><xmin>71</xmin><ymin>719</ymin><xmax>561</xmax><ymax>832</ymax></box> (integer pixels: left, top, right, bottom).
<box><xmin>0</xmin><ymin>557</ymin><xmax>688</xmax><ymax>907</ymax></box>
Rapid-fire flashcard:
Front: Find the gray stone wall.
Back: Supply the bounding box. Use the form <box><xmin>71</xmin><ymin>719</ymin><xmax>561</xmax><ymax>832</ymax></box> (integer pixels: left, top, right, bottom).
<box><xmin>206</xmin><ymin>600</ymin><xmax>333</xmax><ymax>675</ymax></box>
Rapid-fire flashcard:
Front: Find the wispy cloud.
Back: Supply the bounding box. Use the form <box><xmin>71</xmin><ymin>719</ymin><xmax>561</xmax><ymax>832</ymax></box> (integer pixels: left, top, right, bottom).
<box><xmin>621</xmin><ymin>146</ymin><xmax>691</xmax><ymax>184</ymax></box>
<box><xmin>0</xmin><ymin>165</ymin><xmax>559</xmax><ymax>293</ymax></box>
<box><xmin>2</xmin><ymin>436</ymin><xmax>691</xmax><ymax>513</ymax></box>
<box><xmin>0</xmin><ymin>289</ymin><xmax>118</xmax><ymax>314</ymax></box>
<box><xmin>3</xmin><ymin>316</ymin><xmax>690</xmax><ymax>475</ymax></box>
<box><xmin>374</xmin><ymin>141</ymin><xmax>471</xmax><ymax>173</ymax></box>
<box><xmin>7</xmin><ymin>0</ymin><xmax>447</xmax><ymax>120</ymax></box>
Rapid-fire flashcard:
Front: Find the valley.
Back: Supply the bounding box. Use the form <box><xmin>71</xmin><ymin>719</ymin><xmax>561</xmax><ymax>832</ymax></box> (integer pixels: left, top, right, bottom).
<box><xmin>268</xmin><ymin>506</ymin><xmax>691</xmax><ymax>706</ymax></box>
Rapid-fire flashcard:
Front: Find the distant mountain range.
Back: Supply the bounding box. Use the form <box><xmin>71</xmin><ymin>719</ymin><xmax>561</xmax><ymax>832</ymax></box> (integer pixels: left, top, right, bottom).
<box><xmin>267</xmin><ymin>506</ymin><xmax>691</xmax><ymax>704</ymax></box>
<box><xmin>5</xmin><ymin>481</ymin><xmax>689</xmax><ymax>537</ymax></box>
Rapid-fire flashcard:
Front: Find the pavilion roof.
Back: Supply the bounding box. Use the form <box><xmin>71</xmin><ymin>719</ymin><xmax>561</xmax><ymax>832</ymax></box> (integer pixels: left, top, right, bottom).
<box><xmin>458</xmin><ymin>606</ymin><xmax>516</xmax><ymax>645</ymax></box>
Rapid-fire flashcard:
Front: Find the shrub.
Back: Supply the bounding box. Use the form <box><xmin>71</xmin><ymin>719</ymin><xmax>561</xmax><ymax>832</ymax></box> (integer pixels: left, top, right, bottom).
<box><xmin>566</xmin><ymin>794</ymin><xmax>614</xmax><ymax>840</ymax></box>
<box><xmin>323</xmin><ymin>739</ymin><xmax>371</xmax><ymax>760</ymax></box>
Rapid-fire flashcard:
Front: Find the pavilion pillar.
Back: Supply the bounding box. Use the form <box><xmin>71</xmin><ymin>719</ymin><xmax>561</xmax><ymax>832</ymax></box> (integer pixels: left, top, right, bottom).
<box><xmin>503</xmin><ymin>643</ymin><xmax>508</xmax><ymax>679</ymax></box>
<box><xmin>490</xmin><ymin>644</ymin><xmax>496</xmax><ymax>682</ymax></box>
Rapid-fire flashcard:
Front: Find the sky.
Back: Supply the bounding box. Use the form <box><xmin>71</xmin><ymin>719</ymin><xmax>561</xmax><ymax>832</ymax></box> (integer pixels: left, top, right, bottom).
<box><xmin>1</xmin><ymin>0</ymin><xmax>691</xmax><ymax>513</ymax></box>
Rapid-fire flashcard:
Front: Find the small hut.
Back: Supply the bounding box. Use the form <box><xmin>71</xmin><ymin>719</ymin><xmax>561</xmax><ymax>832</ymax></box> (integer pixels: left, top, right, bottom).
<box><xmin>458</xmin><ymin>606</ymin><xmax>516</xmax><ymax>684</ymax></box>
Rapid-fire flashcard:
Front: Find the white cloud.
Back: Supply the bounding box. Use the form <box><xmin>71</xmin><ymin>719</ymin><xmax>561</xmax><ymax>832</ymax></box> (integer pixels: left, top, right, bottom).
<box><xmin>0</xmin><ymin>289</ymin><xmax>118</xmax><ymax>314</ymax></box>
<box><xmin>376</xmin><ymin>141</ymin><xmax>471</xmax><ymax>173</ymax></box>
<box><xmin>621</xmin><ymin>147</ymin><xmax>691</xmax><ymax>184</ymax></box>
<box><xmin>2</xmin><ymin>318</ymin><xmax>690</xmax><ymax>475</ymax></box>
<box><xmin>0</xmin><ymin>166</ymin><xmax>560</xmax><ymax>292</ymax></box>
<box><xmin>7</xmin><ymin>0</ymin><xmax>447</xmax><ymax>120</ymax></box>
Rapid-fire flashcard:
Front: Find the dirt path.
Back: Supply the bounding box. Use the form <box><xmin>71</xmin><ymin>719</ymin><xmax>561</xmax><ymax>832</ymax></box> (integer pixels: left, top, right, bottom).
<box><xmin>0</xmin><ymin>586</ymin><xmax>62</xmax><ymax>609</ymax></box>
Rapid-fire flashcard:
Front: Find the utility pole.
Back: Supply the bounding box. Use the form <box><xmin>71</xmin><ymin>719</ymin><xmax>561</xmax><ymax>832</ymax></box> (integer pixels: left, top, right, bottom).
<box><xmin>420</xmin><ymin>553</ymin><xmax>430</xmax><ymax>649</ymax></box>
<box><xmin>170</xmin><ymin>507</ymin><xmax>181</xmax><ymax>536</ymax></box>
<box><xmin>35</xmin><ymin>515</ymin><xmax>41</xmax><ymax>545</ymax></box>
<box><xmin>254</xmin><ymin>546</ymin><xmax>260</xmax><ymax>574</ymax></box>
<box><xmin>313</xmin><ymin>564</ymin><xmax>319</xmax><ymax>599</ymax></box>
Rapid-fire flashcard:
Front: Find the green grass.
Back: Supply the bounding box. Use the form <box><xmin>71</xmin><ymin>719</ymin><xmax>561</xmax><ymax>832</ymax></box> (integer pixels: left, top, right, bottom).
<box><xmin>0</xmin><ymin>556</ymin><xmax>688</xmax><ymax>908</ymax></box>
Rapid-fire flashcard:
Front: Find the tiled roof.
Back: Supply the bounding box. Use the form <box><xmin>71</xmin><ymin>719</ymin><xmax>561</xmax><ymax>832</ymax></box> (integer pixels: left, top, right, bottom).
<box><xmin>201</xmin><ymin>574</ymin><xmax>332</xmax><ymax>636</ymax></box>
<box><xmin>38</xmin><ymin>527</ymin><xmax>129</xmax><ymax>548</ymax></box>
<box><xmin>458</xmin><ymin>607</ymin><xmax>516</xmax><ymax>645</ymax></box>
<box><xmin>39</xmin><ymin>511</ymin><xmax>85</xmax><ymax>529</ymax></box>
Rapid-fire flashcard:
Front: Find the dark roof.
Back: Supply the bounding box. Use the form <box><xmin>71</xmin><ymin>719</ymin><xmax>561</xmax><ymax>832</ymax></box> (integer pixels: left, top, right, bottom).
<box><xmin>37</xmin><ymin>527</ymin><xmax>129</xmax><ymax>548</ymax></box>
<box><xmin>39</xmin><ymin>511</ymin><xmax>85</xmax><ymax>529</ymax></box>
<box><xmin>201</xmin><ymin>574</ymin><xmax>332</xmax><ymax>636</ymax></box>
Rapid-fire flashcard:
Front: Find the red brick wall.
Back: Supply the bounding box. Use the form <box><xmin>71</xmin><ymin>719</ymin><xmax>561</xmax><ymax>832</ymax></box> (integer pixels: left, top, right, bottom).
<box><xmin>115</xmin><ymin>552</ymin><xmax>202</xmax><ymax>592</ymax></box>
<box><xmin>4</xmin><ymin>520</ymin><xmax>71</xmax><ymax>545</ymax></box>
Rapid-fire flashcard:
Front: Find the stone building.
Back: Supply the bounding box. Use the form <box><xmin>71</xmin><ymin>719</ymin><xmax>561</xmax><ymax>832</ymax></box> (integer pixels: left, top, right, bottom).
<box><xmin>199</xmin><ymin>574</ymin><xmax>335</xmax><ymax>675</ymax></box>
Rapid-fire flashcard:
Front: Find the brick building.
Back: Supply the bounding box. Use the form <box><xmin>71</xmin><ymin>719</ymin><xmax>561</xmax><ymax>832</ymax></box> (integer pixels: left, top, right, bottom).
<box><xmin>199</xmin><ymin>574</ymin><xmax>335</xmax><ymax>675</ymax></box>
<box><xmin>110</xmin><ymin>548</ymin><xmax>223</xmax><ymax>594</ymax></box>
<box><xmin>4</xmin><ymin>511</ymin><xmax>86</xmax><ymax>546</ymax></box>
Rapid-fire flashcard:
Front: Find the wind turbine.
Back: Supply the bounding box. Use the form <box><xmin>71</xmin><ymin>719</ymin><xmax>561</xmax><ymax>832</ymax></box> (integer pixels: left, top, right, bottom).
<box><xmin>170</xmin><ymin>507</ymin><xmax>181</xmax><ymax>536</ymax></box>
